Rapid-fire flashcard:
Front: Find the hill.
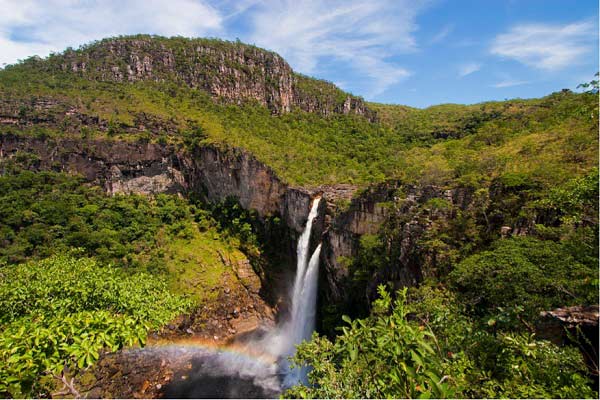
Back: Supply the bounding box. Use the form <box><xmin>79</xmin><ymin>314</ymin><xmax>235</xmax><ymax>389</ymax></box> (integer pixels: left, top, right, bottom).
<box><xmin>1</xmin><ymin>35</ymin><xmax>596</xmax><ymax>187</ymax></box>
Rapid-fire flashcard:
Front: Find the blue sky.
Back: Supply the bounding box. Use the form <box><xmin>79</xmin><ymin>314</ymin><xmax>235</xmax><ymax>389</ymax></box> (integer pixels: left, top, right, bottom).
<box><xmin>0</xmin><ymin>0</ymin><xmax>597</xmax><ymax>107</ymax></box>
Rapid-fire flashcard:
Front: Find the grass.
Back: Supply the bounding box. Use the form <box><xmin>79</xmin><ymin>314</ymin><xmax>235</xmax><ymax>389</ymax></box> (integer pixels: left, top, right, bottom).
<box><xmin>162</xmin><ymin>224</ymin><xmax>248</xmax><ymax>303</ymax></box>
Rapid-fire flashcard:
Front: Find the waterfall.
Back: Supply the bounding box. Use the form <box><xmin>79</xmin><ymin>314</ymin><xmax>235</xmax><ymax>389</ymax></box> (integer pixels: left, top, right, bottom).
<box><xmin>281</xmin><ymin>196</ymin><xmax>321</xmax><ymax>386</ymax></box>
<box><xmin>289</xmin><ymin>197</ymin><xmax>321</xmax><ymax>346</ymax></box>
<box><xmin>261</xmin><ymin>197</ymin><xmax>322</xmax><ymax>388</ymax></box>
<box><xmin>144</xmin><ymin>198</ymin><xmax>323</xmax><ymax>397</ymax></box>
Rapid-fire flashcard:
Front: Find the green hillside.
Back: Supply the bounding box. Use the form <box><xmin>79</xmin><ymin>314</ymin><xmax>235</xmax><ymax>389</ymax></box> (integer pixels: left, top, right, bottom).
<box><xmin>1</xmin><ymin>36</ymin><xmax>596</xmax><ymax>187</ymax></box>
<box><xmin>0</xmin><ymin>36</ymin><xmax>597</xmax><ymax>398</ymax></box>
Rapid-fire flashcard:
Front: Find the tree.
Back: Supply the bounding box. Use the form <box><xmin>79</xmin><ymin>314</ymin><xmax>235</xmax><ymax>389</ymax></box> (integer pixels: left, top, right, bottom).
<box><xmin>577</xmin><ymin>72</ymin><xmax>599</xmax><ymax>94</ymax></box>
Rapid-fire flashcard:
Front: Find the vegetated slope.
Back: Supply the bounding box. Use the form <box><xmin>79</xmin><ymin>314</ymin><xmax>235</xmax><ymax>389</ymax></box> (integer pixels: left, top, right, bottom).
<box><xmin>0</xmin><ymin>35</ymin><xmax>597</xmax><ymax>187</ymax></box>
<box><xmin>0</xmin><ymin>169</ymin><xmax>273</xmax><ymax>397</ymax></box>
<box><xmin>0</xmin><ymin>36</ymin><xmax>598</xmax><ymax>399</ymax></box>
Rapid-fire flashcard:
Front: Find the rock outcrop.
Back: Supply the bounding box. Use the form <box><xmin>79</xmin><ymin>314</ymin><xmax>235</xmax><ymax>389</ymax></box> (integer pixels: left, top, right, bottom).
<box><xmin>318</xmin><ymin>182</ymin><xmax>476</xmax><ymax>319</ymax></box>
<box><xmin>39</xmin><ymin>36</ymin><xmax>375</xmax><ymax>119</ymax></box>
<box><xmin>0</xmin><ymin>133</ymin><xmax>468</xmax><ymax>333</ymax></box>
<box><xmin>538</xmin><ymin>305</ymin><xmax>599</xmax><ymax>389</ymax></box>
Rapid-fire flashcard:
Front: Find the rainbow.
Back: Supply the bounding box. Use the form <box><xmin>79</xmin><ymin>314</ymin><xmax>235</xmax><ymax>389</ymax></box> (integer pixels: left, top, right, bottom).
<box><xmin>147</xmin><ymin>336</ymin><xmax>280</xmax><ymax>366</ymax></box>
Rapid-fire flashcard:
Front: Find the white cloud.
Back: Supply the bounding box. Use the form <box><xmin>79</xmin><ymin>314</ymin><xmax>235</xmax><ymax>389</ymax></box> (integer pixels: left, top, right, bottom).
<box><xmin>492</xmin><ymin>79</ymin><xmax>530</xmax><ymax>88</ymax></box>
<box><xmin>0</xmin><ymin>0</ymin><xmax>223</xmax><ymax>66</ymax></box>
<box><xmin>430</xmin><ymin>24</ymin><xmax>453</xmax><ymax>44</ymax></box>
<box><xmin>458</xmin><ymin>62</ymin><xmax>481</xmax><ymax>77</ymax></box>
<box><xmin>490</xmin><ymin>20</ymin><xmax>596</xmax><ymax>70</ymax></box>
<box><xmin>245</xmin><ymin>0</ymin><xmax>427</xmax><ymax>98</ymax></box>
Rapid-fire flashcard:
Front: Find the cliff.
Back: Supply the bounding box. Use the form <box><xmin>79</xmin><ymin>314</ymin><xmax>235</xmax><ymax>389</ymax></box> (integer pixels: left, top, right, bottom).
<box><xmin>0</xmin><ymin>133</ymin><xmax>468</xmax><ymax>322</ymax></box>
<box><xmin>33</xmin><ymin>35</ymin><xmax>375</xmax><ymax>119</ymax></box>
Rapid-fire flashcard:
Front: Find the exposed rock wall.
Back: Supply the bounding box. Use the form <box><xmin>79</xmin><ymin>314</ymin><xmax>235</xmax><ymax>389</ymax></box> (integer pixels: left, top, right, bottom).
<box><xmin>48</xmin><ymin>36</ymin><xmax>374</xmax><ymax>119</ymax></box>
<box><xmin>0</xmin><ymin>134</ymin><xmax>185</xmax><ymax>195</ymax></box>
<box><xmin>0</xmin><ymin>134</ymin><xmax>318</xmax><ymax>232</ymax></box>
<box><xmin>318</xmin><ymin>182</ymin><xmax>476</xmax><ymax>312</ymax></box>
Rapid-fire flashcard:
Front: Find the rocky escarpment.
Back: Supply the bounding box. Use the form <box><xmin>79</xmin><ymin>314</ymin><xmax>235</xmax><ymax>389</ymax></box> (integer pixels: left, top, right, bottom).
<box><xmin>0</xmin><ymin>133</ymin><xmax>466</xmax><ymax>320</ymax></box>
<box><xmin>0</xmin><ymin>134</ymin><xmax>186</xmax><ymax>195</ymax></box>
<box><xmin>34</xmin><ymin>35</ymin><xmax>375</xmax><ymax>119</ymax></box>
<box><xmin>318</xmin><ymin>182</ymin><xmax>476</xmax><ymax>318</ymax></box>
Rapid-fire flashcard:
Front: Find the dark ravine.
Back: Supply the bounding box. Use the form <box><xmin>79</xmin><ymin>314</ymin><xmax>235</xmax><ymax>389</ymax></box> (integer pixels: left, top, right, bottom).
<box><xmin>0</xmin><ymin>134</ymin><xmax>466</xmax><ymax>314</ymax></box>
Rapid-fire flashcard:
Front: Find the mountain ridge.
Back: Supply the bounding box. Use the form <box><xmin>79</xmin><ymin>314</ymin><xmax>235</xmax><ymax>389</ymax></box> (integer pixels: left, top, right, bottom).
<box><xmin>14</xmin><ymin>34</ymin><xmax>375</xmax><ymax>120</ymax></box>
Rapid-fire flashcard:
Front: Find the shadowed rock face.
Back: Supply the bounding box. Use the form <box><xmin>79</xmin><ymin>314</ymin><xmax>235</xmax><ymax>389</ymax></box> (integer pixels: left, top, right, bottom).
<box><xmin>0</xmin><ymin>134</ymin><xmax>313</xmax><ymax>225</ymax></box>
<box><xmin>539</xmin><ymin>305</ymin><xmax>599</xmax><ymax>391</ymax></box>
<box><xmin>0</xmin><ymin>134</ymin><xmax>461</xmax><ymax>325</ymax></box>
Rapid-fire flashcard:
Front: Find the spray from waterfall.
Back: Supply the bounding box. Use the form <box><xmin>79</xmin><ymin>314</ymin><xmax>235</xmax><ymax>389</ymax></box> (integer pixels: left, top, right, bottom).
<box><xmin>255</xmin><ymin>196</ymin><xmax>322</xmax><ymax>388</ymax></box>
<box><xmin>154</xmin><ymin>197</ymin><xmax>323</xmax><ymax>396</ymax></box>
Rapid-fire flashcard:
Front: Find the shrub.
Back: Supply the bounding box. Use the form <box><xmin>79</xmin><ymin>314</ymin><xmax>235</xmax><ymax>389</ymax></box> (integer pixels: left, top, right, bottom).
<box><xmin>0</xmin><ymin>255</ymin><xmax>190</xmax><ymax>397</ymax></box>
<box><xmin>449</xmin><ymin>237</ymin><xmax>597</xmax><ymax>325</ymax></box>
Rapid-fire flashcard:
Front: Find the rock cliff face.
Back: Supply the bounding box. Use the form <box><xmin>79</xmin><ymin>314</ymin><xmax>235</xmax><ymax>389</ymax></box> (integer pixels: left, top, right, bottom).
<box><xmin>0</xmin><ymin>133</ymin><xmax>465</xmax><ymax>328</ymax></box>
<box><xmin>318</xmin><ymin>182</ymin><xmax>476</xmax><ymax>315</ymax></box>
<box><xmin>46</xmin><ymin>36</ymin><xmax>375</xmax><ymax>119</ymax></box>
<box><xmin>0</xmin><ymin>134</ymin><xmax>185</xmax><ymax>195</ymax></box>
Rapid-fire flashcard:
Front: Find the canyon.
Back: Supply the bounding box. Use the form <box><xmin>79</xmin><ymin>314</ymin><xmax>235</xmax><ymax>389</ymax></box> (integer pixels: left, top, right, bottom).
<box><xmin>1</xmin><ymin>35</ymin><xmax>597</xmax><ymax>398</ymax></box>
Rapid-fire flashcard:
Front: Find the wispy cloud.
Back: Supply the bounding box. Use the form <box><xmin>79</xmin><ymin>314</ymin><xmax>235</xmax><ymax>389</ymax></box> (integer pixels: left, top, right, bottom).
<box><xmin>490</xmin><ymin>20</ymin><xmax>596</xmax><ymax>70</ymax></box>
<box><xmin>492</xmin><ymin>79</ymin><xmax>530</xmax><ymax>88</ymax></box>
<box><xmin>458</xmin><ymin>62</ymin><xmax>481</xmax><ymax>77</ymax></box>
<box><xmin>0</xmin><ymin>0</ymin><xmax>223</xmax><ymax>66</ymax></box>
<box><xmin>430</xmin><ymin>24</ymin><xmax>453</xmax><ymax>44</ymax></box>
<box><xmin>245</xmin><ymin>0</ymin><xmax>428</xmax><ymax>98</ymax></box>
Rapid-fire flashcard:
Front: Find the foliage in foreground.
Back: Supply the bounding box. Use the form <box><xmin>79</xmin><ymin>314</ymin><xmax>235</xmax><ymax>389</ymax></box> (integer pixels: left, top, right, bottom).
<box><xmin>287</xmin><ymin>286</ymin><xmax>596</xmax><ymax>399</ymax></box>
<box><xmin>0</xmin><ymin>255</ymin><xmax>190</xmax><ymax>397</ymax></box>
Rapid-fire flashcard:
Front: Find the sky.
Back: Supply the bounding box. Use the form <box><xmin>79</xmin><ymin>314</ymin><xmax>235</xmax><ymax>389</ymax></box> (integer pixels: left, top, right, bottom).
<box><xmin>0</xmin><ymin>0</ymin><xmax>597</xmax><ymax>107</ymax></box>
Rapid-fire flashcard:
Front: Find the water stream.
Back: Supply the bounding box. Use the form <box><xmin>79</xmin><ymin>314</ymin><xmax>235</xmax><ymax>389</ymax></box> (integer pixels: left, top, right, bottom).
<box><xmin>272</xmin><ymin>197</ymin><xmax>322</xmax><ymax>387</ymax></box>
<box><xmin>160</xmin><ymin>197</ymin><xmax>323</xmax><ymax>398</ymax></box>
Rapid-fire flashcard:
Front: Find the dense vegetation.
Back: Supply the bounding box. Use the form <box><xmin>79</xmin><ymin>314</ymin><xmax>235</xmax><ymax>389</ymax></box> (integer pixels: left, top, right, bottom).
<box><xmin>0</xmin><ymin>255</ymin><xmax>189</xmax><ymax>397</ymax></box>
<box><xmin>0</xmin><ymin>169</ymin><xmax>255</xmax><ymax>296</ymax></box>
<box><xmin>288</xmin><ymin>286</ymin><xmax>595</xmax><ymax>399</ymax></box>
<box><xmin>0</xmin><ymin>37</ymin><xmax>597</xmax><ymax>398</ymax></box>
<box><xmin>0</xmin><ymin>170</ymin><xmax>261</xmax><ymax>397</ymax></box>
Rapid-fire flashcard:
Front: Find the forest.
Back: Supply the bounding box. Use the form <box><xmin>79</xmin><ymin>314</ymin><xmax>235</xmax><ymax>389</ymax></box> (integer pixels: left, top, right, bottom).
<box><xmin>0</xmin><ymin>36</ymin><xmax>597</xmax><ymax>399</ymax></box>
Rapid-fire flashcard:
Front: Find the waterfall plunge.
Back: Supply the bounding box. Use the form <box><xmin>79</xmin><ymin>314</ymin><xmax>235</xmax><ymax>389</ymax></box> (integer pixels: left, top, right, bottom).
<box><xmin>289</xmin><ymin>197</ymin><xmax>321</xmax><ymax>350</ymax></box>
<box><xmin>259</xmin><ymin>197</ymin><xmax>322</xmax><ymax>388</ymax></box>
<box><xmin>162</xmin><ymin>198</ymin><xmax>324</xmax><ymax>397</ymax></box>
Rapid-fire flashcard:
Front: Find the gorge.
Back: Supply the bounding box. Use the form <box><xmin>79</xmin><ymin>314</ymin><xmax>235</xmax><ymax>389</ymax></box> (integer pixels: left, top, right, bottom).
<box><xmin>0</xmin><ymin>35</ymin><xmax>597</xmax><ymax>399</ymax></box>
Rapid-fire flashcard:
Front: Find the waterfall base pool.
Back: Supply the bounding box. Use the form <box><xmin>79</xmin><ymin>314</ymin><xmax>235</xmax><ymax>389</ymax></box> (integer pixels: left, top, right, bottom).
<box><xmin>76</xmin><ymin>198</ymin><xmax>323</xmax><ymax>398</ymax></box>
<box><xmin>159</xmin><ymin>345</ymin><xmax>283</xmax><ymax>399</ymax></box>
